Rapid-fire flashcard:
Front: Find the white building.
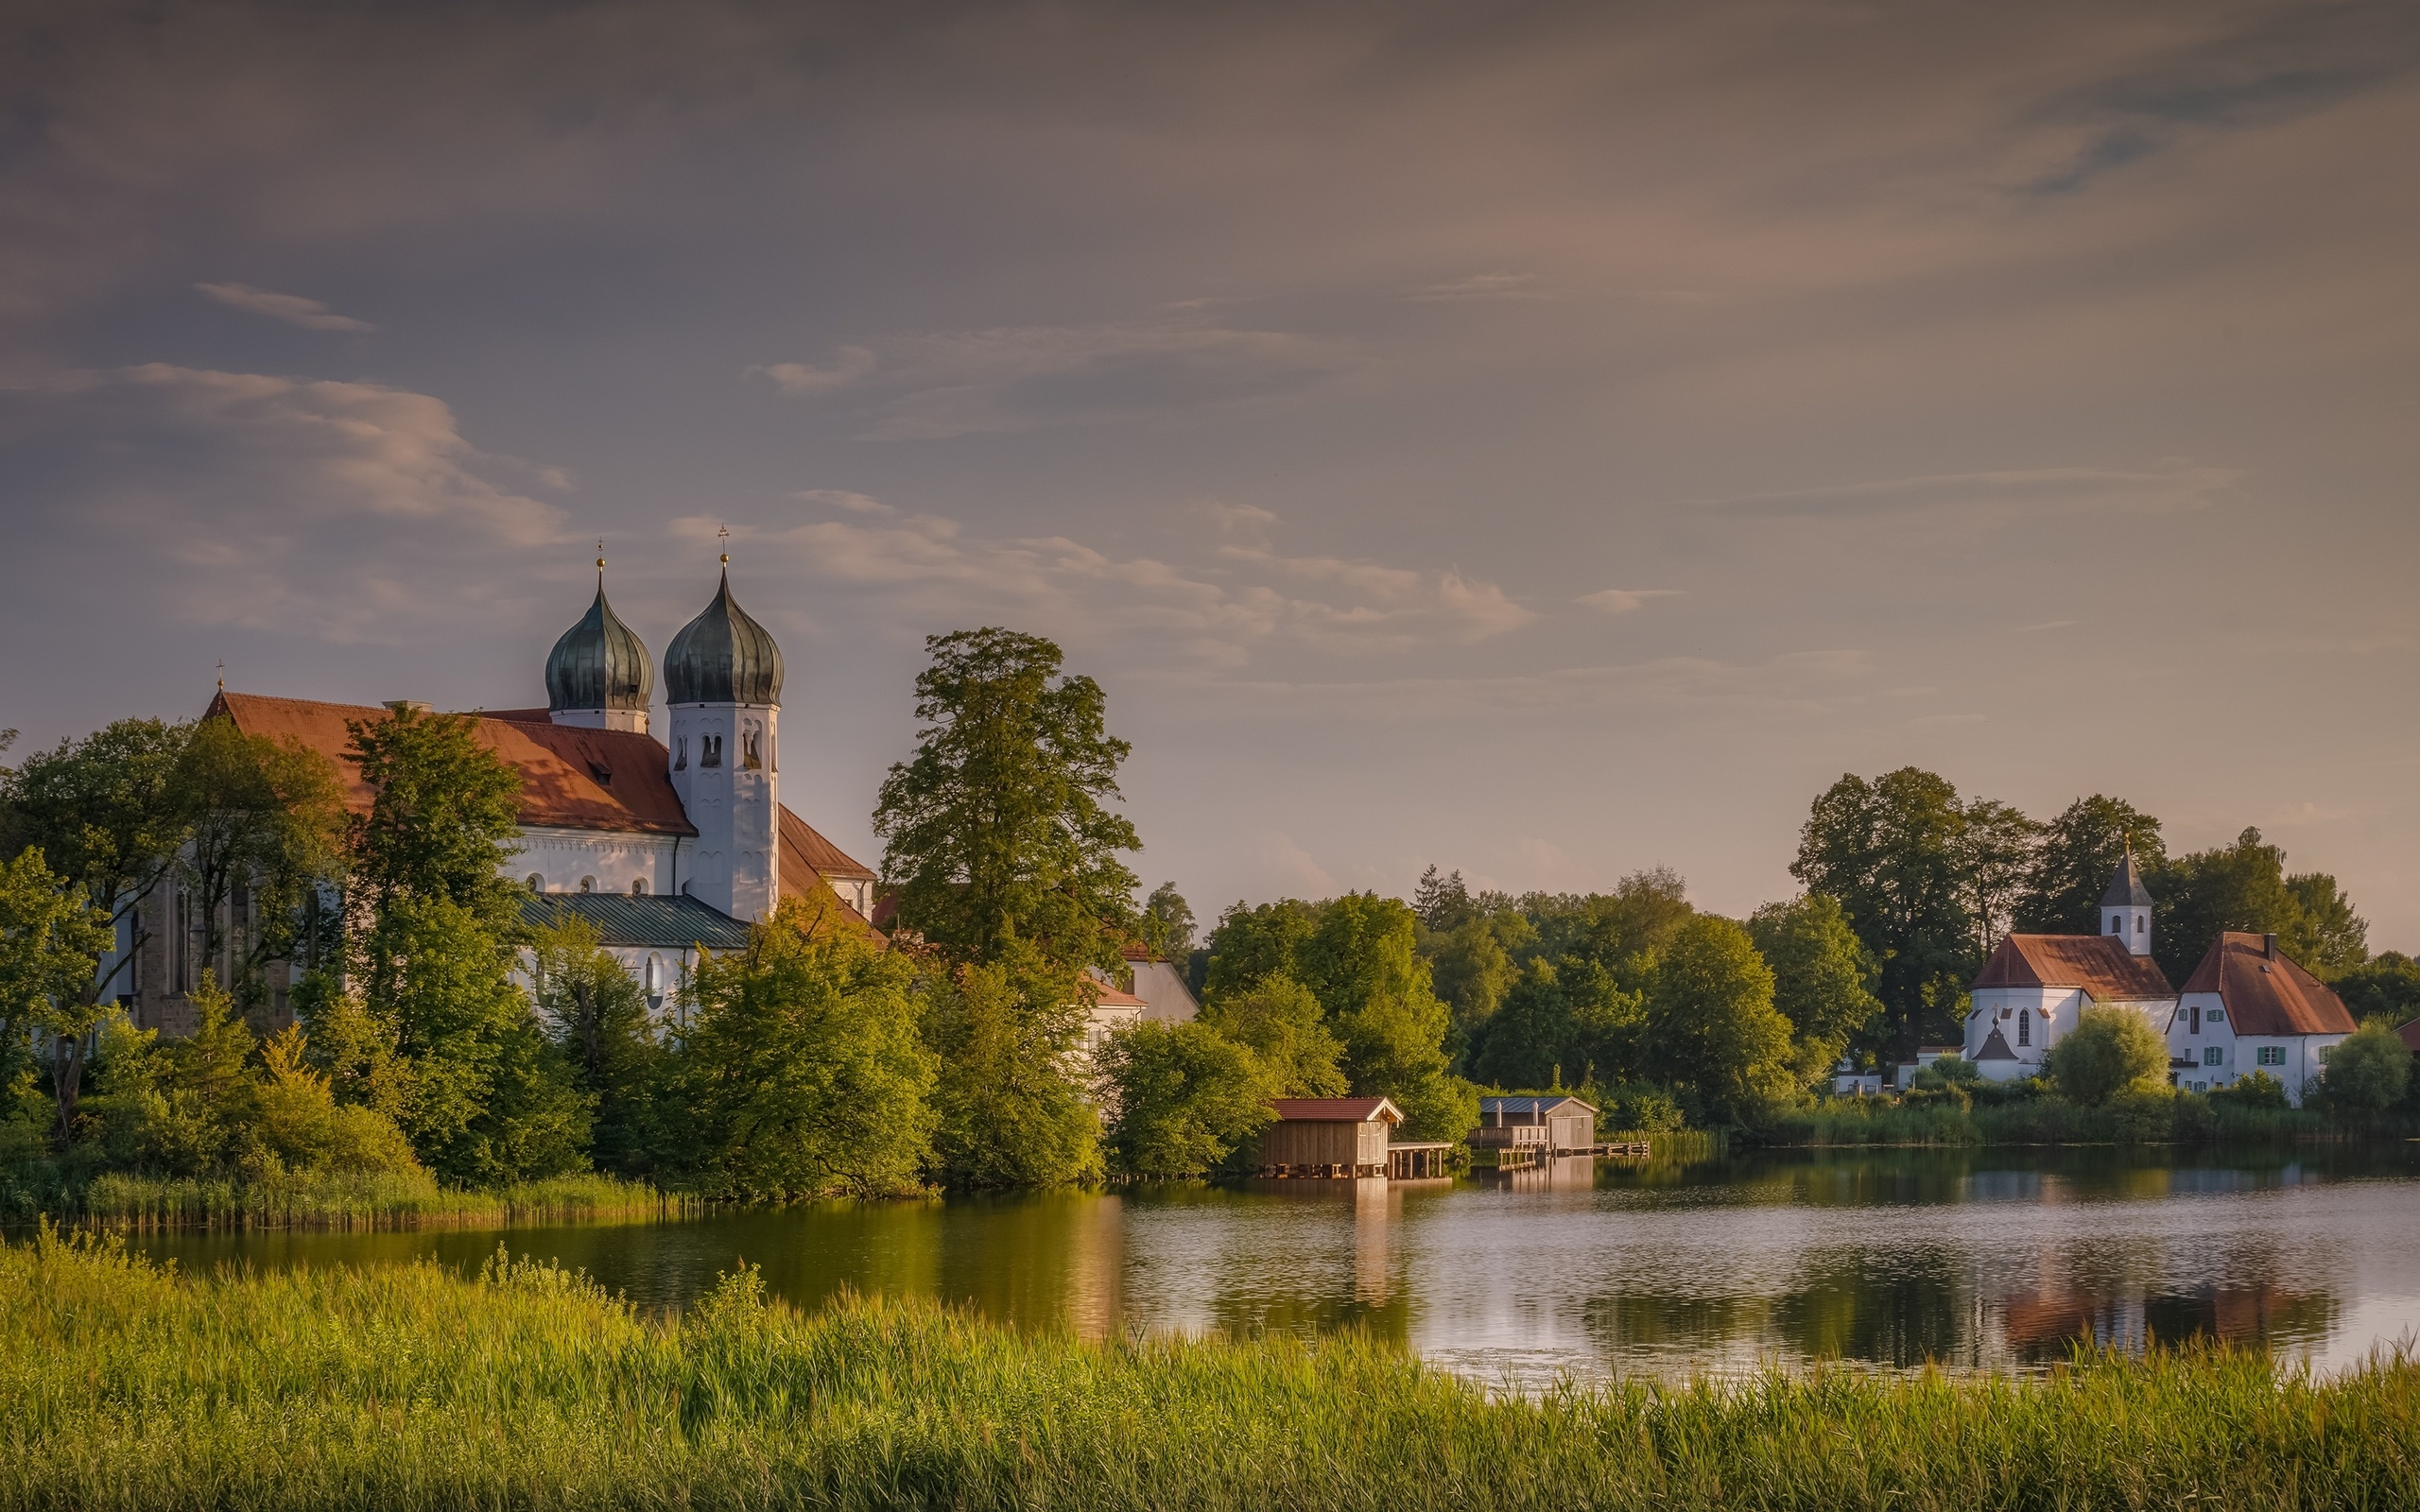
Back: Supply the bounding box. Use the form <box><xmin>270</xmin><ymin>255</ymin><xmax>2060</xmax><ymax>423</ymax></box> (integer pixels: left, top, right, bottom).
<box><xmin>1965</xmin><ymin>853</ymin><xmax>2175</xmax><ymax>1081</ymax></box>
<box><xmin>2167</xmin><ymin>931</ymin><xmax>2355</xmax><ymax>1104</ymax></box>
<box><xmin>1119</xmin><ymin>944</ymin><xmax>1201</xmax><ymax>1024</ymax></box>
<box><xmin>125</xmin><ymin>559</ymin><xmax>880</xmax><ymax>1036</ymax></box>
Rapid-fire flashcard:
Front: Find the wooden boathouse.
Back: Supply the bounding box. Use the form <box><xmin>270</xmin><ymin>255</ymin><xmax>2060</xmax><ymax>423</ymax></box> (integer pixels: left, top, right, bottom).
<box><xmin>1253</xmin><ymin>1096</ymin><xmax>1402</xmax><ymax>1177</ymax></box>
<box><xmin>1468</xmin><ymin>1095</ymin><xmax>1599</xmax><ymax>1157</ymax></box>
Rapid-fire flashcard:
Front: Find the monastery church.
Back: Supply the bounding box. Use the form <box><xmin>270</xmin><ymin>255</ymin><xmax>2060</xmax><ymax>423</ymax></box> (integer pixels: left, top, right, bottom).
<box><xmin>120</xmin><ymin>558</ymin><xmax>890</xmax><ymax>1036</ymax></box>
<box><xmin>1964</xmin><ymin>850</ymin><xmax>2358</xmax><ymax>1105</ymax></box>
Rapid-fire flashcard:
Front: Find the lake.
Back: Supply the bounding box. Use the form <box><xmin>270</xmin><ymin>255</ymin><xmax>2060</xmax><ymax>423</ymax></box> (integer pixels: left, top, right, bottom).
<box><xmin>128</xmin><ymin>1143</ymin><xmax>2420</xmax><ymax>1386</ymax></box>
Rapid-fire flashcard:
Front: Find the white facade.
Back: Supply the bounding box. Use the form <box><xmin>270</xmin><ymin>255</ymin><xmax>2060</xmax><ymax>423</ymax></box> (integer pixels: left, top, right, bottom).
<box><xmin>665</xmin><ymin>701</ymin><xmax>780</xmax><ymax>922</ymax></box>
<box><xmin>2166</xmin><ymin>990</ymin><xmax>2345</xmax><ymax>1105</ymax></box>
<box><xmin>515</xmin><ymin>825</ymin><xmax>683</xmax><ymax>899</ymax></box>
<box><xmin>1965</xmin><ymin>987</ymin><xmax>2173</xmax><ymax>1081</ymax></box>
<box><xmin>2101</xmin><ymin>900</ymin><xmax>2152</xmax><ymax>955</ymax></box>
<box><xmin>1124</xmin><ymin>956</ymin><xmax>1201</xmax><ymax>1024</ymax></box>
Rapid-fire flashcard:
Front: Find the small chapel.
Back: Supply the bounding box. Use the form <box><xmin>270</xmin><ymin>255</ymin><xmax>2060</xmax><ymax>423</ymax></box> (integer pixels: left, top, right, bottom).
<box><xmin>117</xmin><ymin>557</ymin><xmax>881</xmax><ymax>1036</ymax></box>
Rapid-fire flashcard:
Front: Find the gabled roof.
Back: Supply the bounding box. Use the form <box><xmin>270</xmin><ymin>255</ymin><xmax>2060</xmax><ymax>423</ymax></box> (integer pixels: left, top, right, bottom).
<box><xmin>2182</xmin><ymin>933</ymin><xmax>2357</xmax><ymax>1037</ymax></box>
<box><xmin>2101</xmin><ymin>850</ymin><xmax>2154</xmax><ymax>907</ymax></box>
<box><xmin>1090</xmin><ymin>984</ymin><xmax>1148</xmax><ymax>1009</ymax></box>
<box><xmin>777</xmin><ymin>804</ymin><xmax>876</xmax><ymax>885</ymax></box>
<box><xmin>1478</xmin><ymin>1094</ymin><xmax>1599</xmax><ymax>1117</ymax></box>
<box><xmin>211</xmin><ymin>692</ymin><xmax>694</xmax><ymax>835</ymax></box>
<box><xmin>520</xmin><ymin>892</ymin><xmax>752</xmax><ymax>952</ymax></box>
<box><xmin>1973</xmin><ymin>934</ymin><xmax>2172</xmax><ymax>1001</ymax></box>
<box><xmin>1974</xmin><ymin>1026</ymin><xmax>2018</xmax><ymax>1061</ymax></box>
<box><xmin>1270</xmin><ymin>1096</ymin><xmax>1403</xmax><ymax>1124</ymax></box>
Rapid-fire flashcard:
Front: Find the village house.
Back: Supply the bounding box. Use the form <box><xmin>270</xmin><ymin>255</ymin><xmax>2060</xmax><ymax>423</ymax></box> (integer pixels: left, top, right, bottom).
<box><xmin>2167</xmin><ymin>931</ymin><xmax>2355</xmax><ymax>1103</ymax></box>
<box><xmin>1964</xmin><ymin>852</ymin><xmax>2175</xmax><ymax>1081</ymax></box>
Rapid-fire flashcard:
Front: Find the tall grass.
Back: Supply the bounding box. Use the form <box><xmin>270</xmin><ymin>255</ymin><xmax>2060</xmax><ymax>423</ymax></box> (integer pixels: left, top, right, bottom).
<box><xmin>0</xmin><ymin>1165</ymin><xmax>677</xmax><ymax>1230</ymax></box>
<box><xmin>4</xmin><ymin>1223</ymin><xmax>2415</xmax><ymax>1510</ymax></box>
<box><xmin>1761</xmin><ymin>1093</ymin><xmax>2343</xmax><ymax>1148</ymax></box>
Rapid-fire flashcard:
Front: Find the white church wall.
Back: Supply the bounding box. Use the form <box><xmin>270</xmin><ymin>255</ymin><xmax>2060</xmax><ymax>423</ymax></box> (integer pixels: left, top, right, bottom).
<box><xmin>665</xmin><ymin>701</ymin><xmax>779</xmax><ymax>921</ymax></box>
<box><xmin>514</xmin><ymin>826</ymin><xmax>682</xmax><ymax>897</ymax></box>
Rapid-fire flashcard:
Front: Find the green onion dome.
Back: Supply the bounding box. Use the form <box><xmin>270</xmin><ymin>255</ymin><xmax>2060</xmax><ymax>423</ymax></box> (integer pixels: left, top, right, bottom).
<box><xmin>665</xmin><ymin>567</ymin><xmax>783</xmax><ymax>706</ymax></box>
<box><xmin>545</xmin><ymin>570</ymin><xmax>653</xmax><ymax>713</ymax></box>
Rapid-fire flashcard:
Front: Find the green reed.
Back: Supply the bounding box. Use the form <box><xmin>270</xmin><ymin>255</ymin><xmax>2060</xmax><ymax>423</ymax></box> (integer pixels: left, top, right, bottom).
<box><xmin>3</xmin><ymin>1223</ymin><xmax>2413</xmax><ymax>1511</ymax></box>
<box><xmin>9</xmin><ymin>1168</ymin><xmax>678</xmax><ymax>1230</ymax></box>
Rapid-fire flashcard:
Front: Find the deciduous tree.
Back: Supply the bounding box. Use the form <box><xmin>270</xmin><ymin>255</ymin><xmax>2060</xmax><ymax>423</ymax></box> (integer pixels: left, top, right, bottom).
<box><xmin>1638</xmin><ymin>914</ymin><xmax>1796</xmax><ymax>1126</ymax></box>
<box><xmin>531</xmin><ymin>910</ymin><xmax>665</xmax><ymax>1177</ymax></box>
<box><xmin>0</xmin><ymin>848</ymin><xmax>113</xmax><ymax>1144</ymax></box>
<box><xmin>1098</xmin><ymin>1021</ymin><xmax>1275</xmax><ymax>1177</ymax></box>
<box><xmin>1748</xmin><ymin>892</ymin><xmax>1884</xmax><ymax>1079</ymax></box>
<box><xmin>1790</xmin><ymin>768</ymin><xmax>1976</xmax><ymax>1057</ymax></box>
<box><xmin>2017</xmin><ymin>796</ymin><xmax>2166</xmax><ymax>936</ymax></box>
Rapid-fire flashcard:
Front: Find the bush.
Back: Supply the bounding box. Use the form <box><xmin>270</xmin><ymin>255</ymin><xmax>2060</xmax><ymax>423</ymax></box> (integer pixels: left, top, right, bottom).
<box><xmin>2045</xmin><ymin>1007</ymin><xmax>2171</xmax><ymax>1106</ymax></box>
<box><xmin>2210</xmin><ymin>1069</ymin><xmax>2290</xmax><ymax>1111</ymax></box>
<box><xmin>2316</xmin><ymin>1020</ymin><xmax>2412</xmax><ymax>1121</ymax></box>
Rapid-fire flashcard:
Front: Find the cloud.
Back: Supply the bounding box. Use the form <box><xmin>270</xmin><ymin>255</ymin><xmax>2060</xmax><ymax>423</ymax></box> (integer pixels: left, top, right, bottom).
<box><xmin>2017</xmin><ymin>618</ymin><xmax>2078</xmax><ymax>633</ymax></box>
<box><xmin>1695</xmin><ymin>462</ymin><xmax>2242</xmax><ymax>521</ymax></box>
<box><xmin>1578</xmin><ymin>587</ymin><xmax>1681</xmax><ymax>615</ymax></box>
<box><xmin>10</xmin><ymin>363</ymin><xmax>563</xmax><ymax>641</ymax></box>
<box><xmin>1404</xmin><ymin>272</ymin><xmax>1547</xmax><ymax>301</ymax></box>
<box><xmin>194</xmin><ymin>282</ymin><xmax>376</xmax><ymax>333</ymax></box>
<box><xmin>672</xmin><ymin>504</ymin><xmax>1531</xmax><ymax>661</ymax></box>
<box><xmin>795</xmin><ymin>488</ymin><xmax>894</xmax><ymax>516</ymax></box>
<box><xmin>752</xmin><ymin>347</ymin><xmax>877</xmax><ymax>396</ymax></box>
<box><xmin>1192</xmin><ymin>648</ymin><xmax>1876</xmax><ymax>723</ymax></box>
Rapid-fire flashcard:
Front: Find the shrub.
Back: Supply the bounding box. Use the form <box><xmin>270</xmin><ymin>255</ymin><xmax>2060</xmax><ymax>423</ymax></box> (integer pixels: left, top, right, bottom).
<box><xmin>2316</xmin><ymin>1020</ymin><xmax>2412</xmax><ymax>1121</ymax></box>
<box><xmin>2045</xmin><ymin>1007</ymin><xmax>2170</xmax><ymax>1106</ymax></box>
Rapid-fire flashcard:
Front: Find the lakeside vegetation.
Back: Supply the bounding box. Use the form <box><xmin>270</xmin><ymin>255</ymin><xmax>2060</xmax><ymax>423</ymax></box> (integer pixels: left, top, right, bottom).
<box><xmin>6</xmin><ymin>1224</ymin><xmax>2417</xmax><ymax>1511</ymax></box>
<box><xmin>8</xmin><ymin>629</ymin><xmax>2420</xmax><ymax>1229</ymax></box>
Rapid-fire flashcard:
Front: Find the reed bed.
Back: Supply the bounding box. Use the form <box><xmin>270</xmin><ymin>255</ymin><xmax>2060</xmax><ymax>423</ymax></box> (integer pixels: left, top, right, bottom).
<box><xmin>4</xmin><ymin>1167</ymin><xmax>678</xmax><ymax>1230</ymax></box>
<box><xmin>4</xmin><ymin>1224</ymin><xmax>2415</xmax><ymax>1510</ymax></box>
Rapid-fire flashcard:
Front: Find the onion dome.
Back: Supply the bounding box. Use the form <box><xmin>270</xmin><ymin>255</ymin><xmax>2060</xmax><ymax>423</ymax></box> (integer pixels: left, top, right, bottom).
<box><xmin>665</xmin><ymin>565</ymin><xmax>784</xmax><ymax>705</ymax></box>
<box><xmin>545</xmin><ymin>565</ymin><xmax>653</xmax><ymax>713</ymax></box>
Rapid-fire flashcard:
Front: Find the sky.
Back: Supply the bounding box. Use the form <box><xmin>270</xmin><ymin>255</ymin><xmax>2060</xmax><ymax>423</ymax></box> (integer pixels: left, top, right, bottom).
<box><xmin>4</xmin><ymin>1</ymin><xmax>2417</xmax><ymax>946</ymax></box>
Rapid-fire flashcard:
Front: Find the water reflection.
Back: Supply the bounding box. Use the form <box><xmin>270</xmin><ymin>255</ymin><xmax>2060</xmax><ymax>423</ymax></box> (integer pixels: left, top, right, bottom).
<box><xmin>117</xmin><ymin>1143</ymin><xmax>2420</xmax><ymax>1384</ymax></box>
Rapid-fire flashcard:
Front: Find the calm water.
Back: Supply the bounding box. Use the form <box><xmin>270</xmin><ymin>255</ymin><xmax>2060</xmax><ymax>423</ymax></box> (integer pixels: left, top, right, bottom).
<box><xmin>127</xmin><ymin>1144</ymin><xmax>2420</xmax><ymax>1386</ymax></box>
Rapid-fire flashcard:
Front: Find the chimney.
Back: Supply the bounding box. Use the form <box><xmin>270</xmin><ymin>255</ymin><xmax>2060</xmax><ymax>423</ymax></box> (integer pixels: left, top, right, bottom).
<box><xmin>2263</xmin><ymin>933</ymin><xmax>2278</xmax><ymax>960</ymax></box>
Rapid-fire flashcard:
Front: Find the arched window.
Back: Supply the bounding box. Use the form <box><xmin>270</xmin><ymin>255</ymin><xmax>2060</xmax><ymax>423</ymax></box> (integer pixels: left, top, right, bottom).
<box><xmin>2109</xmin><ymin>915</ymin><xmax>2120</xmax><ymax>934</ymax></box>
<box><xmin>526</xmin><ymin>873</ymin><xmax>544</xmax><ymax>892</ymax></box>
<box><xmin>2017</xmin><ymin>1009</ymin><xmax>2031</xmax><ymax>1047</ymax></box>
<box><xmin>631</xmin><ymin>877</ymin><xmax>648</xmax><ymax>896</ymax></box>
<box><xmin>579</xmin><ymin>876</ymin><xmax>596</xmax><ymax>893</ymax></box>
<box><xmin>2135</xmin><ymin>915</ymin><xmax>2145</xmax><ymax>936</ymax></box>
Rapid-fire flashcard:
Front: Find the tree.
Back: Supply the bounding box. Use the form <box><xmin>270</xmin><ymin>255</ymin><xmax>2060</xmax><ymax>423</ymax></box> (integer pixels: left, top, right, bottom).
<box><xmin>1202</xmin><ymin>898</ymin><xmax>1320</xmax><ymax>999</ymax></box>
<box><xmin>1</xmin><ymin>719</ymin><xmax>193</xmax><ymax>1136</ymax></box>
<box><xmin>1413</xmin><ymin>866</ymin><xmax>1476</xmax><ymax>932</ymax></box>
<box><xmin>2332</xmin><ymin>953</ymin><xmax>2420</xmax><ymax>1025</ymax></box>
<box><xmin>1198</xmin><ymin>974</ymin><xmax>1345</xmax><ymax>1096</ymax></box>
<box><xmin>344</xmin><ymin>703</ymin><xmax>524</xmax><ymax>929</ymax></box>
<box><xmin>1958</xmin><ymin>799</ymin><xmax>2042</xmax><ymax>958</ymax></box>
<box><xmin>365</xmin><ymin>893</ymin><xmax>589</xmax><ymax>1184</ymax></box>
<box><xmin>2285</xmin><ymin>872</ymin><xmax>2368</xmax><ymax>978</ymax></box>
<box><xmin>2317</xmin><ymin>1020</ymin><xmax>2411</xmax><ymax>1120</ymax></box>
<box><xmin>873</xmin><ymin>628</ymin><xmax>1140</xmax><ymax>975</ymax></box>
<box><xmin>530</xmin><ymin>911</ymin><xmax>665</xmax><ymax>1177</ymax></box>
<box><xmin>919</xmin><ymin>943</ymin><xmax>1100</xmax><ymax>1187</ymax></box>
<box><xmin>1139</xmin><ymin>882</ymin><xmax>1197</xmax><ymax>965</ymax></box>
<box><xmin>1428</xmin><ymin>913</ymin><xmax>1522</xmax><ymax>1064</ymax></box>
<box><xmin>2017</xmin><ymin>796</ymin><xmax>2166</xmax><ymax>936</ymax></box>
<box><xmin>1747</xmin><ymin>893</ymin><xmax>1884</xmax><ymax>1078</ymax></box>
<box><xmin>1637</xmin><ymin>915</ymin><xmax>1796</xmax><ymax>1126</ymax></box>
<box><xmin>1098</xmin><ymin>1021</ymin><xmax>1276</xmax><ymax>1177</ymax></box>
<box><xmin>0</xmin><ymin>848</ymin><xmax>114</xmax><ymax>1143</ymax></box>
<box><xmin>670</xmin><ymin>898</ymin><xmax>939</xmax><ymax>1199</ymax></box>
<box><xmin>2043</xmin><ymin>1005</ymin><xmax>2169</xmax><ymax>1106</ymax></box>
<box><xmin>1523</xmin><ymin>868</ymin><xmax>1693</xmax><ymax>989</ymax></box>
<box><xmin>1790</xmin><ymin>768</ymin><xmax>1976</xmax><ymax>1058</ymax></box>
<box><xmin>2150</xmin><ymin>828</ymin><xmax>2348</xmax><ymax>984</ymax></box>
<box><xmin>1294</xmin><ymin>893</ymin><xmax>1474</xmax><ymax>1141</ymax></box>
<box><xmin>172</xmin><ymin>717</ymin><xmax>345</xmax><ymax>1012</ymax></box>
<box><xmin>251</xmin><ymin>1025</ymin><xmax>422</xmax><ymax>1175</ymax></box>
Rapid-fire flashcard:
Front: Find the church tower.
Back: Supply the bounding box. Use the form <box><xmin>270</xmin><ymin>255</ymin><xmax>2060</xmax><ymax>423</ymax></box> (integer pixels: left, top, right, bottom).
<box><xmin>664</xmin><ymin>556</ymin><xmax>783</xmax><ymax>921</ymax></box>
<box><xmin>544</xmin><ymin>556</ymin><xmax>652</xmax><ymax>732</ymax></box>
<box><xmin>2100</xmin><ymin>847</ymin><xmax>2153</xmax><ymax>957</ymax></box>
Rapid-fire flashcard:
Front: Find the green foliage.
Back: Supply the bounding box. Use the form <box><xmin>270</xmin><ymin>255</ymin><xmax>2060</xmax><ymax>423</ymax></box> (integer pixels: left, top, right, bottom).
<box><xmin>170</xmin><ymin>717</ymin><xmax>345</xmax><ymax>1009</ymax></box>
<box><xmin>1594</xmin><ymin>1079</ymin><xmax>1686</xmax><ymax>1134</ymax></box>
<box><xmin>0</xmin><ymin>846</ymin><xmax>116</xmax><ymax>1143</ymax></box>
<box><xmin>1098</xmin><ymin>1020</ymin><xmax>1277</xmax><ymax>1177</ymax></box>
<box><xmin>2016</xmin><ymin>795</ymin><xmax>2166</xmax><ymax>936</ymax></box>
<box><xmin>1299</xmin><ymin>893</ymin><xmax>1474</xmax><ymax>1141</ymax></box>
<box><xmin>1427</xmin><ymin>912</ymin><xmax>1522</xmax><ymax>1057</ymax></box>
<box><xmin>1748</xmin><ymin>892</ymin><xmax>1883</xmax><ymax>1079</ymax></box>
<box><xmin>920</xmin><ymin>945</ymin><xmax>1101</xmax><ymax>1188</ymax></box>
<box><xmin>1197</xmin><ymin>973</ymin><xmax>1345</xmax><ymax>1097</ymax></box>
<box><xmin>2210</xmin><ymin>1069</ymin><xmax>2290</xmax><ymax>1111</ymax></box>
<box><xmin>2045</xmin><ymin>1006</ymin><xmax>2172</xmax><ymax>1107</ymax></box>
<box><xmin>0</xmin><ymin>716</ymin><xmax>192</xmax><ymax>986</ymax></box>
<box><xmin>2316</xmin><ymin>1020</ymin><xmax>2411</xmax><ymax>1119</ymax></box>
<box><xmin>12</xmin><ymin>1234</ymin><xmax>2420</xmax><ymax>1510</ymax></box>
<box><xmin>1639</xmin><ymin>915</ymin><xmax>1798</xmax><ymax>1126</ymax></box>
<box><xmin>2150</xmin><ymin>828</ymin><xmax>2367</xmax><ymax>983</ymax></box>
<box><xmin>1138</xmin><ymin>881</ymin><xmax>1196</xmax><ymax>964</ymax></box>
<box><xmin>1790</xmin><ymin>768</ymin><xmax>1979</xmax><ymax>1057</ymax></box>
<box><xmin>365</xmin><ymin>893</ymin><xmax>590</xmax><ymax>1185</ymax></box>
<box><xmin>873</xmin><ymin>627</ymin><xmax>1141</xmax><ymax>974</ymax></box>
<box><xmin>670</xmin><ymin>899</ymin><xmax>938</xmax><ymax>1199</ymax></box>
<box><xmin>1471</xmin><ymin>956</ymin><xmax>1638</xmax><ymax>1092</ymax></box>
<box><xmin>2332</xmin><ymin>952</ymin><xmax>2420</xmax><ymax>1024</ymax></box>
<box><xmin>344</xmin><ymin>703</ymin><xmax>526</xmax><ymax>931</ymax></box>
<box><xmin>1412</xmin><ymin>865</ymin><xmax>1477</xmax><ymax>931</ymax></box>
<box><xmin>1202</xmin><ymin>897</ymin><xmax>1320</xmax><ymax>999</ymax></box>
<box><xmin>529</xmin><ymin>911</ymin><xmax>665</xmax><ymax>1177</ymax></box>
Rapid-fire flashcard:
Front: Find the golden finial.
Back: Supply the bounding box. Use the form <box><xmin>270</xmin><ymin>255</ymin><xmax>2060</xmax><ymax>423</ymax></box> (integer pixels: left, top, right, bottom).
<box><xmin>216</xmin><ymin>659</ymin><xmax>224</xmax><ymax>692</ymax></box>
<box><xmin>718</xmin><ymin>524</ymin><xmax>731</xmax><ymax>565</ymax></box>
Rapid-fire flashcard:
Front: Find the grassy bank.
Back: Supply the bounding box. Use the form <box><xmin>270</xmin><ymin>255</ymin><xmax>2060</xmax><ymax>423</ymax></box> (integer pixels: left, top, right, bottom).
<box><xmin>1759</xmin><ymin>1093</ymin><xmax>2349</xmax><ymax>1148</ymax></box>
<box><xmin>0</xmin><ymin>1164</ymin><xmax>676</xmax><ymax>1230</ymax></box>
<box><xmin>5</xmin><ymin>1226</ymin><xmax>2416</xmax><ymax>1510</ymax></box>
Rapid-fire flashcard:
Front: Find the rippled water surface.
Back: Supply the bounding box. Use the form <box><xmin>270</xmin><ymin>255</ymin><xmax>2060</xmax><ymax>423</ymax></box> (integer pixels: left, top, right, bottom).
<box><xmin>129</xmin><ymin>1144</ymin><xmax>2420</xmax><ymax>1385</ymax></box>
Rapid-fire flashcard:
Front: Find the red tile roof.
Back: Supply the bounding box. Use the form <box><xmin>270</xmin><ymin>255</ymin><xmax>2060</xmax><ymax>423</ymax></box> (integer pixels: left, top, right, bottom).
<box><xmin>1090</xmin><ymin>984</ymin><xmax>1148</xmax><ymax>1008</ymax></box>
<box><xmin>1973</xmin><ymin>934</ymin><xmax>2173</xmax><ymax>1001</ymax></box>
<box><xmin>1270</xmin><ymin>1096</ymin><xmax>1402</xmax><ymax>1124</ymax></box>
<box><xmin>777</xmin><ymin>803</ymin><xmax>876</xmax><ymax>885</ymax></box>
<box><xmin>211</xmin><ymin>691</ymin><xmax>695</xmax><ymax>835</ymax></box>
<box><xmin>2182</xmin><ymin>933</ymin><xmax>2357</xmax><ymax>1038</ymax></box>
